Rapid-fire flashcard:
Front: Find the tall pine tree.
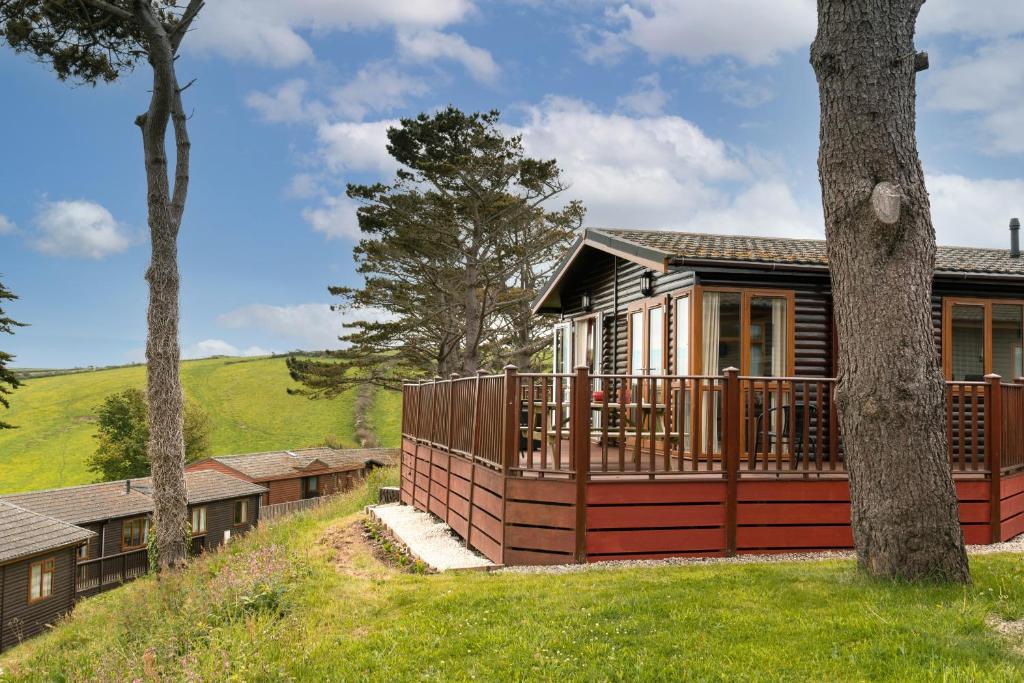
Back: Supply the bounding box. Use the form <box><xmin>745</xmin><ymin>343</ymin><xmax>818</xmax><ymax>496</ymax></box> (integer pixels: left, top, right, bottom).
<box><xmin>0</xmin><ymin>277</ymin><xmax>25</xmax><ymax>429</ymax></box>
<box><xmin>289</xmin><ymin>108</ymin><xmax>581</xmax><ymax>395</ymax></box>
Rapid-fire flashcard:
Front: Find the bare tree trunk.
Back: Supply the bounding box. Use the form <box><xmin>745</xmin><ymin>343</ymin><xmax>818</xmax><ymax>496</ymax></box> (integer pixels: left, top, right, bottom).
<box><xmin>134</xmin><ymin>0</ymin><xmax>196</xmax><ymax>569</ymax></box>
<box><xmin>462</xmin><ymin>256</ymin><xmax>481</xmax><ymax>374</ymax></box>
<box><xmin>811</xmin><ymin>0</ymin><xmax>969</xmax><ymax>581</ymax></box>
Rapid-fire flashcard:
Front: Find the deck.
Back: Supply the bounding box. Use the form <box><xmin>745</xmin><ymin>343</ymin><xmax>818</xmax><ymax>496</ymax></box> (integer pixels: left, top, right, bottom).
<box><xmin>400</xmin><ymin>368</ymin><xmax>1024</xmax><ymax>565</ymax></box>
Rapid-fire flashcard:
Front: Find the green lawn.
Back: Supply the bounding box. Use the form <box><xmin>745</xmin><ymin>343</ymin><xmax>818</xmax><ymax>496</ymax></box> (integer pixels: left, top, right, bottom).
<box><xmin>3</xmin><ymin>469</ymin><xmax>1022</xmax><ymax>682</ymax></box>
<box><xmin>0</xmin><ymin>357</ymin><xmax>401</xmax><ymax>493</ymax></box>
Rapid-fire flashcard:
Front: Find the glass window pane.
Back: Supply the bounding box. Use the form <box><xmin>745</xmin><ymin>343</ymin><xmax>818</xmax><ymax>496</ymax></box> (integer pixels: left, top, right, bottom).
<box><xmin>750</xmin><ymin>297</ymin><xmax>787</xmax><ymax>376</ymax></box>
<box><xmin>951</xmin><ymin>305</ymin><xmax>985</xmax><ymax>381</ymax></box>
<box><xmin>992</xmin><ymin>304</ymin><xmax>1023</xmax><ymax>380</ymax></box>
<box><xmin>630</xmin><ymin>311</ymin><xmax>644</xmax><ymax>372</ymax></box>
<box><xmin>649</xmin><ymin>307</ymin><xmax>664</xmax><ymax>373</ymax></box>
<box><xmin>703</xmin><ymin>292</ymin><xmax>741</xmax><ymax>373</ymax></box>
<box><xmin>30</xmin><ymin>564</ymin><xmax>41</xmax><ymax>599</ymax></box>
<box><xmin>675</xmin><ymin>297</ymin><xmax>689</xmax><ymax>374</ymax></box>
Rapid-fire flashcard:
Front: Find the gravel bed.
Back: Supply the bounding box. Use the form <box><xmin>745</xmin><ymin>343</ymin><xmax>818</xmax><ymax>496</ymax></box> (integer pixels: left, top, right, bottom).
<box><xmin>499</xmin><ymin>535</ymin><xmax>1024</xmax><ymax>575</ymax></box>
<box><xmin>368</xmin><ymin>503</ymin><xmax>493</xmax><ymax>572</ymax></box>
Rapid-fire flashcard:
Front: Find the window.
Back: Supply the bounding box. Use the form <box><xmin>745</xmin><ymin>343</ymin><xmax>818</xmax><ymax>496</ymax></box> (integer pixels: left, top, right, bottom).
<box><xmin>944</xmin><ymin>298</ymin><xmax>1024</xmax><ymax>380</ymax></box>
<box><xmin>302</xmin><ymin>475</ymin><xmax>320</xmax><ymax>499</ymax></box>
<box><xmin>627</xmin><ymin>298</ymin><xmax>668</xmax><ymax>374</ymax></box>
<box><xmin>28</xmin><ymin>558</ymin><xmax>55</xmax><ymax>602</ymax></box>
<box><xmin>233</xmin><ymin>499</ymin><xmax>249</xmax><ymax>525</ymax></box>
<box><xmin>574</xmin><ymin>315</ymin><xmax>602</xmax><ymax>373</ymax></box>
<box><xmin>699</xmin><ymin>289</ymin><xmax>792</xmax><ymax>375</ymax></box>
<box><xmin>191</xmin><ymin>506</ymin><xmax>208</xmax><ymax>535</ymax></box>
<box><xmin>552</xmin><ymin>323</ymin><xmax>572</xmax><ymax>374</ymax></box>
<box><xmin>121</xmin><ymin>517</ymin><xmax>149</xmax><ymax>550</ymax></box>
<box><xmin>77</xmin><ymin>543</ymin><xmax>89</xmax><ymax>560</ymax></box>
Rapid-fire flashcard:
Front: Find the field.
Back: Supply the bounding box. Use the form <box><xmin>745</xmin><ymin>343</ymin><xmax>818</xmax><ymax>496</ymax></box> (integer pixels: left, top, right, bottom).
<box><xmin>0</xmin><ymin>356</ymin><xmax>400</xmax><ymax>494</ymax></box>
<box><xmin>1</xmin><ymin>469</ymin><xmax>1022</xmax><ymax>681</ymax></box>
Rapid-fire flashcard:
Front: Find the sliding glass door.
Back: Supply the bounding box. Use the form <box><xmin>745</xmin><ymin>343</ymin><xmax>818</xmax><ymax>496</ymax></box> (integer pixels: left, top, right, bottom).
<box><xmin>699</xmin><ymin>289</ymin><xmax>792</xmax><ymax>376</ymax></box>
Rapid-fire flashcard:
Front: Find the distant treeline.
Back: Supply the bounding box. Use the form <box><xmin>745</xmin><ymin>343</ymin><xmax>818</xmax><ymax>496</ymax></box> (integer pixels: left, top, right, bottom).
<box><xmin>11</xmin><ymin>351</ymin><xmax>326</xmax><ymax>380</ymax></box>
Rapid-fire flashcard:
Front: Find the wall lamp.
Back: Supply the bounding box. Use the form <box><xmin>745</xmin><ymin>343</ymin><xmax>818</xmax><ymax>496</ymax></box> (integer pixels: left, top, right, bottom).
<box><xmin>639</xmin><ymin>271</ymin><xmax>654</xmax><ymax>296</ymax></box>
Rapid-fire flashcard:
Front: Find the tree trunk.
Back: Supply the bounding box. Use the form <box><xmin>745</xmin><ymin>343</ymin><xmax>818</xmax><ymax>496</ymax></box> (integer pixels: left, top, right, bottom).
<box><xmin>462</xmin><ymin>256</ymin><xmax>481</xmax><ymax>374</ymax></box>
<box><xmin>811</xmin><ymin>0</ymin><xmax>969</xmax><ymax>581</ymax></box>
<box><xmin>135</xmin><ymin>1</ymin><xmax>192</xmax><ymax>569</ymax></box>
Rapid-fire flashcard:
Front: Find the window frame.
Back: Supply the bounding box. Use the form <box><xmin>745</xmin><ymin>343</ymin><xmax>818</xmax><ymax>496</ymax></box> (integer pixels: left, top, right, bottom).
<box><xmin>626</xmin><ymin>296</ymin><xmax>670</xmax><ymax>374</ymax></box>
<box><xmin>76</xmin><ymin>543</ymin><xmax>89</xmax><ymax>561</ymax></box>
<box><xmin>190</xmin><ymin>506</ymin><xmax>208</xmax><ymax>536</ymax></box>
<box><xmin>120</xmin><ymin>516</ymin><xmax>149</xmax><ymax>551</ymax></box>
<box><xmin>692</xmin><ymin>285</ymin><xmax>796</xmax><ymax>376</ymax></box>
<box><xmin>301</xmin><ymin>475</ymin><xmax>320</xmax><ymax>499</ymax></box>
<box><xmin>942</xmin><ymin>296</ymin><xmax>1024</xmax><ymax>381</ymax></box>
<box><xmin>28</xmin><ymin>557</ymin><xmax>56</xmax><ymax>604</ymax></box>
<box><xmin>233</xmin><ymin>499</ymin><xmax>249</xmax><ymax>526</ymax></box>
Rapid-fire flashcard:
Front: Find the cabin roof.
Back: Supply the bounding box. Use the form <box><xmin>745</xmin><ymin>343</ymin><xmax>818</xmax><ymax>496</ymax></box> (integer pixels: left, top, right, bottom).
<box><xmin>203</xmin><ymin>447</ymin><xmax>393</xmax><ymax>481</ymax></box>
<box><xmin>0</xmin><ymin>470</ymin><xmax>267</xmax><ymax>525</ymax></box>
<box><xmin>533</xmin><ymin>227</ymin><xmax>1024</xmax><ymax>313</ymax></box>
<box><xmin>0</xmin><ymin>500</ymin><xmax>94</xmax><ymax>565</ymax></box>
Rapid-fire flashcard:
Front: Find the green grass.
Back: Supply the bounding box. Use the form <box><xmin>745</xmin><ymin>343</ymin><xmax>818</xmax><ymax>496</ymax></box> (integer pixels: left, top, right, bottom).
<box><xmin>0</xmin><ymin>356</ymin><xmax>401</xmax><ymax>494</ymax></box>
<box><xmin>3</xmin><ymin>469</ymin><xmax>1022</xmax><ymax>682</ymax></box>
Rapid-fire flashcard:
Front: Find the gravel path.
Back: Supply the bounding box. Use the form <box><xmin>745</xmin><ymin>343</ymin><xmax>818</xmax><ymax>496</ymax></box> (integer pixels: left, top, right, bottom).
<box><xmin>368</xmin><ymin>503</ymin><xmax>493</xmax><ymax>572</ymax></box>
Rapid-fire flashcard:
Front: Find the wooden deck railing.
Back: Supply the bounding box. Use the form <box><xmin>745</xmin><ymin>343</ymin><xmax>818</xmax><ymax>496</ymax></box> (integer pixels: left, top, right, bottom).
<box><xmin>75</xmin><ymin>548</ymin><xmax>149</xmax><ymax>593</ymax></box>
<box><xmin>402</xmin><ymin>368</ymin><xmax>1020</xmax><ymax>480</ymax></box>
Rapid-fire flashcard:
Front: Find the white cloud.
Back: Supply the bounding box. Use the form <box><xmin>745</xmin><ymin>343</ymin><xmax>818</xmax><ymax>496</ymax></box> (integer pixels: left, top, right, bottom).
<box><xmin>927</xmin><ymin>173</ymin><xmax>1024</xmax><ymax>247</ymax></box>
<box><xmin>316</xmin><ymin>119</ymin><xmax>398</xmax><ymax>173</ymax></box>
<box><xmin>396</xmin><ymin>29</ymin><xmax>500</xmax><ymax>84</ymax></box>
<box><xmin>703</xmin><ymin>62</ymin><xmax>774</xmax><ymax>108</ymax></box>
<box><xmin>520</xmin><ymin>96</ymin><xmax>752</xmax><ymax>228</ymax></box>
<box><xmin>302</xmin><ymin>195</ymin><xmax>362</xmax><ymax>240</ymax></box>
<box><xmin>184</xmin><ymin>339</ymin><xmax>273</xmax><ymax>360</ymax></box>
<box><xmin>191</xmin><ymin>0</ymin><xmax>475</xmax><ymax>67</ymax></box>
<box><xmin>32</xmin><ymin>199</ymin><xmax>131</xmax><ymax>259</ymax></box>
<box><xmin>218</xmin><ymin>302</ymin><xmax>387</xmax><ymax>350</ymax></box>
<box><xmin>918</xmin><ymin>0</ymin><xmax>1024</xmax><ymax>38</ymax></box>
<box><xmin>0</xmin><ymin>213</ymin><xmax>15</xmax><ymax>234</ymax></box>
<box><xmin>583</xmin><ymin>0</ymin><xmax>816</xmax><ymax>66</ymax></box>
<box><xmin>616</xmin><ymin>73</ymin><xmax>669</xmax><ymax>116</ymax></box>
<box><xmin>247</xmin><ymin>65</ymin><xmax>429</xmax><ymax>125</ymax></box>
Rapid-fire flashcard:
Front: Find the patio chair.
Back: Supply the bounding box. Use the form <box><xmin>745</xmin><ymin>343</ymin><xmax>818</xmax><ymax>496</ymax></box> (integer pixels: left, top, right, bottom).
<box><xmin>752</xmin><ymin>403</ymin><xmax>818</xmax><ymax>464</ymax></box>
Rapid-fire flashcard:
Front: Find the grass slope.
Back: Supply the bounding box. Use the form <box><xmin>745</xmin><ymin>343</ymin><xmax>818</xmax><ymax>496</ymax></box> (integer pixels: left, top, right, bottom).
<box><xmin>0</xmin><ymin>357</ymin><xmax>400</xmax><ymax>494</ymax></box>
<box><xmin>3</xmin><ymin>470</ymin><xmax>1022</xmax><ymax>682</ymax></box>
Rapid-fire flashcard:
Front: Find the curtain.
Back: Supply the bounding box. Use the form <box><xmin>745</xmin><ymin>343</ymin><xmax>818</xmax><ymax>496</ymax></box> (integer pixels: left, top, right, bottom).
<box><xmin>771</xmin><ymin>298</ymin><xmax>785</xmax><ymax>376</ymax></box>
<box><xmin>702</xmin><ymin>293</ymin><xmax>721</xmax><ymax>453</ymax></box>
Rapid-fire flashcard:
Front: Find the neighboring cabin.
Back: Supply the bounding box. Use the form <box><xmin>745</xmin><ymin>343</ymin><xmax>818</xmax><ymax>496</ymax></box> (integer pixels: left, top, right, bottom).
<box><xmin>187</xmin><ymin>447</ymin><xmax>398</xmax><ymax>506</ymax></box>
<box><xmin>0</xmin><ymin>470</ymin><xmax>266</xmax><ymax>652</ymax></box>
<box><xmin>0</xmin><ymin>501</ymin><xmax>93</xmax><ymax>652</ymax></box>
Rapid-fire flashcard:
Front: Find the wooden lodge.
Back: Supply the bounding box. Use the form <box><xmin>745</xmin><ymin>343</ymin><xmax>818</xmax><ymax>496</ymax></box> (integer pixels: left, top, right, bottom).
<box><xmin>400</xmin><ymin>227</ymin><xmax>1024</xmax><ymax>565</ymax></box>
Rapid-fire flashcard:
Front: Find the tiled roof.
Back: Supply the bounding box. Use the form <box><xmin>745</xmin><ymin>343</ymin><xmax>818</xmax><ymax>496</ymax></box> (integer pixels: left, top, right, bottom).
<box><xmin>595</xmin><ymin>228</ymin><xmax>1024</xmax><ymax>275</ymax></box>
<box><xmin>0</xmin><ymin>470</ymin><xmax>267</xmax><ymax>525</ymax></box>
<box><xmin>0</xmin><ymin>500</ymin><xmax>94</xmax><ymax>565</ymax></box>
<box><xmin>209</xmin><ymin>447</ymin><xmax>396</xmax><ymax>480</ymax></box>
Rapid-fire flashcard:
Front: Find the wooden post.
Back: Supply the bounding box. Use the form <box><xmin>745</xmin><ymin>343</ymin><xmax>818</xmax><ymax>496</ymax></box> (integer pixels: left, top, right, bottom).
<box><xmin>723</xmin><ymin>367</ymin><xmax>740</xmax><ymax>556</ymax></box>
<box><xmin>573</xmin><ymin>365</ymin><xmax>591</xmax><ymax>564</ymax></box>
<box><xmin>445</xmin><ymin>373</ymin><xmax>459</xmax><ymax>525</ymax></box>
<box><xmin>501</xmin><ymin>365</ymin><xmax>518</xmax><ymax>565</ymax></box>
<box><xmin>465</xmin><ymin>371</ymin><xmax>484</xmax><ymax>552</ymax></box>
<box><xmin>985</xmin><ymin>373</ymin><xmax>1003</xmax><ymax>543</ymax></box>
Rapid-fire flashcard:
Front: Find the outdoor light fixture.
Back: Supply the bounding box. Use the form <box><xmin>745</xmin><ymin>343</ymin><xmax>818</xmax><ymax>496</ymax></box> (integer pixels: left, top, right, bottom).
<box><xmin>581</xmin><ymin>291</ymin><xmax>593</xmax><ymax>311</ymax></box>
<box><xmin>639</xmin><ymin>271</ymin><xmax>654</xmax><ymax>296</ymax></box>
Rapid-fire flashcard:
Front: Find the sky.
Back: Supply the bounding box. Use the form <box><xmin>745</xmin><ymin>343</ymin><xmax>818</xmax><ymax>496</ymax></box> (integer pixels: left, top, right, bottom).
<box><xmin>2</xmin><ymin>0</ymin><xmax>1024</xmax><ymax>368</ymax></box>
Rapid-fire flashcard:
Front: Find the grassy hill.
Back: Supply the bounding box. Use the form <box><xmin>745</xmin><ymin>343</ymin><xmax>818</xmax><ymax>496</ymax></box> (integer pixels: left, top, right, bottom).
<box><xmin>1</xmin><ymin>470</ymin><xmax>1022</xmax><ymax>681</ymax></box>
<box><xmin>0</xmin><ymin>356</ymin><xmax>401</xmax><ymax>494</ymax></box>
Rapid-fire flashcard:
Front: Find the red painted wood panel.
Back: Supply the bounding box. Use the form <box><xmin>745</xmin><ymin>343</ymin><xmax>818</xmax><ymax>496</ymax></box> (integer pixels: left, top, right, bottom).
<box><xmin>415</xmin><ymin>472</ymin><xmax>430</xmax><ymax>491</ymax></box>
<box><xmin>955</xmin><ymin>480</ymin><xmax>990</xmax><ymax>502</ymax></box>
<box><xmin>1001</xmin><ymin>492</ymin><xmax>1024</xmax><ymax>520</ymax></box>
<box><xmin>430</xmin><ymin>465</ymin><xmax>447</xmax><ymax>483</ymax></box>
<box><xmin>737</xmin><ymin>502</ymin><xmax>850</xmax><ymax>525</ymax></box>
<box><xmin>962</xmin><ymin>525</ymin><xmax>991</xmax><ymax>545</ymax></box>
<box><xmin>471</xmin><ymin>508</ymin><xmax>503</xmax><ymax>543</ymax></box>
<box><xmin>506</xmin><ymin>525</ymin><xmax>576</xmax><ymax>553</ymax></box>
<box><xmin>431</xmin><ymin>450</ymin><xmax>449</xmax><ymax>468</ymax></box>
<box><xmin>448</xmin><ymin>493</ymin><xmax>469</xmax><ymax>519</ymax></box>
<box><xmin>428</xmin><ymin>496</ymin><xmax>447</xmax><ymax>519</ymax></box>
<box><xmin>449</xmin><ymin>475</ymin><xmax>471</xmax><ymax>499</ymax></box>
<box><xmin>1002</xmin><ymin>512</ymin><xmax>1024</xmax><ymax>541</ymax></box>
<box><xmin>588</xmin><ymin>481</ymin><xmax>726</xmax><ymax>505</ymax></box>
<box><xmin>473</xmin><ymin>465</ymin><xmax>503</xmax><ymax>495</ymax></box>
<box><xmin>449</xmin><ymin>457</ymin><xmax>473</xmax><ymax>479</ymax></box>
<box><xmin>958</xmin><ymin>501</ymin><xmax>990</xmax><ymax>524</ymax></box>
<box><xmin>413</xmin><ymin>487</ymin><xmax>429</xmax><ymax>509</ymax></box>
<box><xmin>504</xmin><ymin>548</ymin><xmax>573</xmax><ymax>566</ymax></box>
<box><xmin>448</xmin><ymin>511</ymin><xmax>469</xmax><ymax>538</ymax></box>
<box><xmin>587</xmin><ymin>504</ymin><xmax>725</xmax><ymax>530</ymax></box>
<box><xmin>472</xmin><ymin>486</ymin><xmax>503</xmax><ymax>519</ymax></box>
<box><xmin>470</xmin><ymin>526</ymin><xmax>502</xmax><ymax>563</ymax></box>
<box><xmin>587</xmin><ymin>527</ymin><xmax>725</xmax><ymax>554</ymax></box>
<box><xmin>507</xmin><ymin>478</ymin><xmax>576</xmax><ymax>504</ymax></box>
<box><xmin>1002</xmin><ymin>472</ymin><xmax>1024</xmax><ymax>499</ymax></box>
<box><xmin>737</xmin><ymin>480</ymin><xmax>849</xmax><ymax>503</ymax></box>
<box><xmin>506</xmin><ymin>501</ymin><xmax>575</xmax><ymax>529</ymax></box>
<box><xmin>736</xmin><ymin>525</ymin><xmax>853</xmax><ymax>549</ymax></box>
<box><xmin>587</xmin><ymin>551</ymin><xmax>728</xmax><ymax>562</ymax></box>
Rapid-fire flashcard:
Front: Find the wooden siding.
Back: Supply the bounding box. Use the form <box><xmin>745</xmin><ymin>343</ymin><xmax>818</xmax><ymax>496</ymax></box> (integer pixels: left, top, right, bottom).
<box><xmin>1001</xmin><ymin>470</ymin><xmax>1024</xmax><ymax>541</ymax></box>
<box><xmin>1</xmin><ymin>546</ymin><xmax>77</xmax><ymax>652</ymax></box>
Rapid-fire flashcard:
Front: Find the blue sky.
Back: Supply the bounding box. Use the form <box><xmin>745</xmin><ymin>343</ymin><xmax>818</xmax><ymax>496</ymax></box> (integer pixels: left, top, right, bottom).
<box><xmin>2</xmin><ymin>0</ymin><xmax>1024</xmax><ymax>368</ymax></box>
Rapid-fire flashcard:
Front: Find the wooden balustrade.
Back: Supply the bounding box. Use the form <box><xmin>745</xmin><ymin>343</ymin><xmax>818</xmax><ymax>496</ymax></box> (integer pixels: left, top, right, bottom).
<box><xmin>75</xmin><ymin>548</ymin><xmax>149</xmax><ymax>593</ymax></box>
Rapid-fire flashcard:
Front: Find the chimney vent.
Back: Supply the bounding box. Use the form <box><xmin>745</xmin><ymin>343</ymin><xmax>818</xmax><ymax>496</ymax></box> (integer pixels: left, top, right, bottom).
<box><xmin>125</xmin><ymin>479</ymin><xmax>131</xmax><ymax>494</ymax></box>
<box><xmin>1012</xmin><ymin>218</ymin><xmax>1021</xmax><ymax>258</ymax></box>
